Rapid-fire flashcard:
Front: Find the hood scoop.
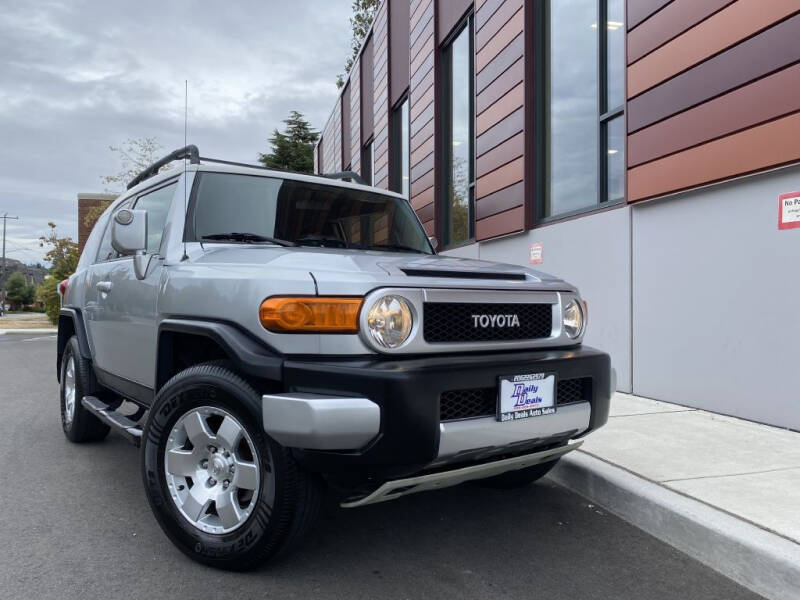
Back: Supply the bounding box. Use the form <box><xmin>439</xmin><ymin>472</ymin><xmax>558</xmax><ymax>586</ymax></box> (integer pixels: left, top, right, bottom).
<box><xmin>400</xmin><ymin>267</ymin><xmax>527</xmax><ymax>281</ymax></box>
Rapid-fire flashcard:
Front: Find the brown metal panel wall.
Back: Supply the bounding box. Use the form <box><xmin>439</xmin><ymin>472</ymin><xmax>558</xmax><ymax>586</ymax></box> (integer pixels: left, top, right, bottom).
<box><xmin>321</xmin><ymin>113</ymin><xmax>336</xmax><ymax>174</ymax></box>
<box><xmin>437</xmin><ymin>0</ymin><xmax>472</xmax><ymax>43</ymax></box>
<box><xmin>626</xmin><ymin>0</ymin><xmax>800</xmax><ymax>202</ymax></box>
<box><xmin>474</xmin><ymin>0</ymin><xmax>525</xmax><ymax>241</ymax></box>
<box><xmin>350</xmin><ymin>56</ymin><xmax>362</xmax><ymax>175</ymax></box>
<box><xmin>333</xmin><ymin>96</ymin><xmax>342</xmax><ymax>172</ymax></box>
<box><xmin>627</xmin><ymin>0</ymin><xmax>672</xmax><ymax>30</ymax></box>
<box><xmin>627</xmin><ymin>0</ymin><xmax>735</xmax><ymax>64</ymax></box>
<box><xmin>628</xmin><ymin>112</ymin><xmax>800</xmax><ymax>200</ymax></box>
<box><xmin>409</xmin><ymin>0</ymin><xmax>436</xmax><ymax>232</ymax></box>
<box><xmin>628</xmin><ymin>0</ymin><xmax>799</xmax><ymax>98</ymax></box>
<box><xmin>628</xmin><ymin>63</ymin><xmax>800</xmax><ymax>167</ymax></box>
<box><xmin>373</xmin><ymin>2</ymin><xmax>391</xmax><ymax>189</ymax></box>
<box><xmin>390</xmin><ymin>0</ymin><xmax>411</xmax><ymax>107</ymax></box>
<box><xmin>361</xmin><ymin>35</ymin><xmax>375</xmax><ymax>142</ymax></box>
<box><xmin>341</xmin><ymin>82</ymin><xmax>351</xmax><ymax>168</ymax></box>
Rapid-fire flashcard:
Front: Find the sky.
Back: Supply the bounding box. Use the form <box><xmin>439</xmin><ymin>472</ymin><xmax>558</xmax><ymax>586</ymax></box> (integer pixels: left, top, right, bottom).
<box><xmin>0</xmin><ymin>0</ymin><xmax>351</xmax><ymax>264</ymax></box>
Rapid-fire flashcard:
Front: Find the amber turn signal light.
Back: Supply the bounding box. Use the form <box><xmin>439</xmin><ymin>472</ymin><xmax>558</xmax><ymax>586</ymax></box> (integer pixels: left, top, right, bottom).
<box><xmin>259</xmin><ymin>296</ymin><xmax>363</xmax><ymax>333</ymax></box>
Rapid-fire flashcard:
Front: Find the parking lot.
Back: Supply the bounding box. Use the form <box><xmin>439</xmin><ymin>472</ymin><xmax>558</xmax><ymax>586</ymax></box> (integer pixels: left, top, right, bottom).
<box><xmin>0</xmin><ymin>333</ymin><xmax>762</xmax><ymax>599</ymax></box>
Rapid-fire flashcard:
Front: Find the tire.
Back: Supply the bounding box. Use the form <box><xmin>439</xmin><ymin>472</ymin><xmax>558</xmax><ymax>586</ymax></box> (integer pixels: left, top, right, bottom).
<box><xmin>477</xmin><ymin>458</ymin><xmax>559</xmax><ymax>489</ymax></box>
<box><xmin>60</xmin><ymin>336</ymin><xmax>110</xmax><ymax>443</ymax></box>
<box><xmin>141</xmin><ymin>362</ymin><xmax>321</xmax><ymax>570</ymax></box>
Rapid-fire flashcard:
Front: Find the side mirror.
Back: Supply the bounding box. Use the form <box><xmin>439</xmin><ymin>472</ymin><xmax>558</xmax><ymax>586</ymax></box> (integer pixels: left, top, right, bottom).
<box><xmin>112</xmin><ymin>209</ymin><xmax>150</xmax><ymax>280</ymax></box>
<box><xmin>428</xmin><ymin>236</ymin><xmax>439</xmax><ymax>251</ymax></box>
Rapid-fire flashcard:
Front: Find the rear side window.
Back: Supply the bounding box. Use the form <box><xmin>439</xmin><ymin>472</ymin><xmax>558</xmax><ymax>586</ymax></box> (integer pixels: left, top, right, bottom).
<box><xmin>134</xmin><ymin>182</ymin><xmax>177</xmax><ymax>254</ymax></box>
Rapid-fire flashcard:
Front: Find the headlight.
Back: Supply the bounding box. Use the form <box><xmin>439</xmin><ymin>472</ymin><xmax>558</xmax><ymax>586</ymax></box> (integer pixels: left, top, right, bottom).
<box><xmin>563</xmin><ymin>299</ymin><xmax>585</xmax><ymax>339</ymax></box>
<box><xmin>366</xmin><ymin>295</ymin><xmax>413</xmax><ymax>348</ymax></box>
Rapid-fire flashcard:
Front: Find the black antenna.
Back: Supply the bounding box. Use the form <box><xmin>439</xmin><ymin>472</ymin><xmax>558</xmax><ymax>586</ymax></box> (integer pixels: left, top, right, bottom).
<box><xmin>181</xmin><ymin>80</ymin><xmax>189</xmax><ymax>261</ymax></box>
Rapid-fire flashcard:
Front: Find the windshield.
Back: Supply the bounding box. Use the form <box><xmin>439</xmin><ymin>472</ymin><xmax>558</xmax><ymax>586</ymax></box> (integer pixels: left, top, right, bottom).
<box><xmin>191</xmin><ymin>172</ymin><xmax>433</xmax><ymax>254</ymax></box>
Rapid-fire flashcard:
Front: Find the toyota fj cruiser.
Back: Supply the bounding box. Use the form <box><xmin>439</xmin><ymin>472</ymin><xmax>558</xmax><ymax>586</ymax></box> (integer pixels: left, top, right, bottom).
<box><xmin>57</xmin><ymin>145</ymin><xmax>613</xmax><ymax>570</ymax></box>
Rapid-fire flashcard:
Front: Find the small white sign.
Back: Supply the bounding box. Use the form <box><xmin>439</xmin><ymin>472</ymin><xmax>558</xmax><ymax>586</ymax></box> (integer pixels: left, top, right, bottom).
<box><xmin>529</xmin><ymin>242</ymin><xmax>543</xmax><ymax>264</ymax></box>
<box><xmin>779</xmin><ymin>191</ymin><xmax>800</xmax><ymax>230</ymax></box>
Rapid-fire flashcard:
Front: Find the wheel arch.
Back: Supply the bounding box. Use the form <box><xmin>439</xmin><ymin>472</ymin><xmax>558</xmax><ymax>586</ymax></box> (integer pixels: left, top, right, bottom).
<box><xmin>57</xmin><ymin>308</ymin><xmax>91</xmax><ymax>382</ymax></box>
<box><xmin>155</xmin><ymin>319</ymin><xmax>284</xmax><ymax>393</ymax></box>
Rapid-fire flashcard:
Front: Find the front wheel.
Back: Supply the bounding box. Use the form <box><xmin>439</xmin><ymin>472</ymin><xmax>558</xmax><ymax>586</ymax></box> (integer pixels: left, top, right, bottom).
<box><xmin>141</xmin><ymin>363</ymin><xmax>321</xmax><ymax>570</ymax></box>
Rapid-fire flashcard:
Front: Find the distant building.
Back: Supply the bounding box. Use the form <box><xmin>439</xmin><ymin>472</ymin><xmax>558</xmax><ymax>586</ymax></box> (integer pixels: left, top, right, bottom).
<box><xmin>78</xmin><ymin>193</ymin><xmax>117</xmax><ymax>253</ymax></box>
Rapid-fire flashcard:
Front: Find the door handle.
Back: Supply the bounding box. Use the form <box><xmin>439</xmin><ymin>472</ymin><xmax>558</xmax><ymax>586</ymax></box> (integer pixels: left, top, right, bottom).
<box><xmin>96</xmin><ymin>281</ymin><xmax>113</xmax><ymax>293</ymax></box>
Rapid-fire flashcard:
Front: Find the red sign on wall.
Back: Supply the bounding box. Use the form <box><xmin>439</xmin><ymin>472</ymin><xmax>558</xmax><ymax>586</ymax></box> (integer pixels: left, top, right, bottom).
<box><xmin>778</xmin><ymin>191</ymin><xmax>800</xmax><ymax>230</ymax></box>
<box><xmin>529</xmin><ymin>243</ymin><xmax>543</xmax><ymax>264</ymax></box>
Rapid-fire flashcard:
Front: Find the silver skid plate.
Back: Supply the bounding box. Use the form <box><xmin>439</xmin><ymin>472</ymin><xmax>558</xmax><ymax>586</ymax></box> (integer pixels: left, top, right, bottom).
<box><xmin>341</xmin><ymin>440</ymin><xmax>582</xmax><ymax>508</ymax></box>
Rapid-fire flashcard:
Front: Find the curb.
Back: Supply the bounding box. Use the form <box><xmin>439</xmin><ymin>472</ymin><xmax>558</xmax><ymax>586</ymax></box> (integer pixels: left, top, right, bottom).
<box><xmin>0</xmin><ymin>328</ymin><xmax>57</xmax><ymax>335</ymax></box>
<box><xmin>549</xmin><ymin>451</ymin><xmax>800</xmax><ymax>600</ymax></box>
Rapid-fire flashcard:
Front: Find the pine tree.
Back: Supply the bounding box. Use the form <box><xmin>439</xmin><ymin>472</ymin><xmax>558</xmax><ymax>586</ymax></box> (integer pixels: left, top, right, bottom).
<box><xmin>258</xmin><ymin>111</ymin><xmax>320</xmax><ymax>173</ymax></box>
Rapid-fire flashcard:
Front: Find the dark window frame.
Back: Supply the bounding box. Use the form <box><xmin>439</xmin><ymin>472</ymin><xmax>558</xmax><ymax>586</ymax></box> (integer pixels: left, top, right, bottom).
<box><xmin>361</xmin><ymin>137</ymin><xmax>375</xmax><ymax>186</ymax></box>
<box><xmin>439</xmin><ymin>12</ymin><xmax>475</xmax><ymax>249</ymax></box>
<box><xmin>390</xmin><ymin>92</ymin><xmax>410</xmax><ymax>196</ymax></box>
<box><xmin>534</xmin><ymin>0</ymin><xmax>626</xmax><ymax>226</ymax></box>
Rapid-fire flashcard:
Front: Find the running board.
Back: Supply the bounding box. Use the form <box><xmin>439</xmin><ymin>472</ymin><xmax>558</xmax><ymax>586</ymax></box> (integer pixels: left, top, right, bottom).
<box><xmin>341</xmin><ymin>440</ymin><xmax>583</xmax><ymax>508</ymax></box>
<box><xmin>81</xmin><ymin>396</ymin><xmax>143</xmax><ymax>446</ymax></box>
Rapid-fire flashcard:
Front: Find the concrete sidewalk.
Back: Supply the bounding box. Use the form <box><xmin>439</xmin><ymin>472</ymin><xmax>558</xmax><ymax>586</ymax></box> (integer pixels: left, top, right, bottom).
<box><xmin>550</xmin><ymin>393</ymin><xmax>800</xmax><ymax>600</ymax></box>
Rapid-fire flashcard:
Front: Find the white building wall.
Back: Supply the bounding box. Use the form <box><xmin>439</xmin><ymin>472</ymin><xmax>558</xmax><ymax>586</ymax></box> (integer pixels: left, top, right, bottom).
<box><xmin>632</xmin><ymin>166</ymin><xmax>800</xmax><ymax>430</ymax></box>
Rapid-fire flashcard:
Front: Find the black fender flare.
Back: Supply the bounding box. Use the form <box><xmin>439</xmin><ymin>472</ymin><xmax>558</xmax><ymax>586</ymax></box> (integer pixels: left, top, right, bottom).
<box><xmin>155</xmin><ymin>319</ymin><xmax>284</xmax><ymax>391</ymax></box>
<box><xmin>57</xmin><ymin>308</ymin><xmax>91</xmax><ymax>381</ymax></box>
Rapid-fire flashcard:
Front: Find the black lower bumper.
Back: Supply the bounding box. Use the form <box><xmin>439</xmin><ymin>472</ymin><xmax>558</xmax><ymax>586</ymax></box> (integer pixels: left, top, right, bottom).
<box><xmin>282</xmin><ymin>346</ymin><xmax>611</xmax><ymax>479</ymax></box>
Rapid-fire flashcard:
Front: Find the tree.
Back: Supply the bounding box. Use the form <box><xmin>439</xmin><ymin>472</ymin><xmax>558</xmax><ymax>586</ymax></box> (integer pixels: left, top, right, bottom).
<box><xmin>4</xmin><ymin>273</ymin><xmax>35</xmax><ymax>311</ymax></box>
<box><xmin>38</xmin><ymin>222</ymin><xmax>79</xmax><ymax>324</ymax></box>
<box><xmin>336</xmin><ymin>0</ymin><xmax>381</xmax><ymax>88</ymax></box>
<box><xmin>258</xmin><ymin>111</ymin><xmax>320</xmax><ymax>173</ymax></box>
<box><xmin>101</xmin><ymin>137</ymin><xmax>171</xmax><ymax>192</ymax></box>
<box><xmin>85</xmin><ymin>137</ymin><xmax>164</xmax><ymax>234</ymax></box>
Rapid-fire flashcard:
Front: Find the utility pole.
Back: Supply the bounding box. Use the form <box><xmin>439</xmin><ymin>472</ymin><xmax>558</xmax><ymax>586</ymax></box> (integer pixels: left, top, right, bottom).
<box><xmin>1</xmin><ymin>213</ymin><xmax>19</xmax><ymax>315</ymax></box>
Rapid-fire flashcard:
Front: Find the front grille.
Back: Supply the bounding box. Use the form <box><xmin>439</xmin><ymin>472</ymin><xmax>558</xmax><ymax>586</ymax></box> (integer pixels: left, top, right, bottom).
<box><xmin>557</xmin><ymin>377</ymin><xmax>592</xmax><ymax>405</ymax></box>
<box><xmin>440</xmin><ymin>388</ymin><xmax>496</xmax><ymax>421</ymax></box>
<box><xmin>439</xmin><ymin>377</ymin><xmax>593</xmax><ymax>421</ymax></box>
<box><xmin>423</xmin><ymin>302</ymin><xmax>552</xmax><ymax>343</ymax></box>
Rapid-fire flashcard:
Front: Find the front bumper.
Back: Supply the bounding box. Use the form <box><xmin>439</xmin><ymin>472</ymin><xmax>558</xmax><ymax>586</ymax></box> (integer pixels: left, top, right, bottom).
<box><xmin>265</xmin><ymin>345</ymin><xmax>612</xmax><ymax>479</ymax></box>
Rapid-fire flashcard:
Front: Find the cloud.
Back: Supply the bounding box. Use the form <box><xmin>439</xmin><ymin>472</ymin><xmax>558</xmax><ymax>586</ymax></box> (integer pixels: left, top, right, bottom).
<box><xmin>0</xmin><ymin>0</ymin><xmax>352</xmax><ymax>263</ymax></box>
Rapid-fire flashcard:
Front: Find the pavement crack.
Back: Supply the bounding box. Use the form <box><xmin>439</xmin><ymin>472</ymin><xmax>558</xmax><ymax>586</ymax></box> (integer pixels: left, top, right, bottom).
<box><xmin>662</xmin><ymin>465</ymin><xmax>800</xmax><ymax>483</ymax></box>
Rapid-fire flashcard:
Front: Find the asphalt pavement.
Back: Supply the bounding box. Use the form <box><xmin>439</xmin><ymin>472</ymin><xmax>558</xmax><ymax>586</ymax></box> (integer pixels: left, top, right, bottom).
<box><xmin>0</xmin><ymin>334</ymin><xmax>763</xmax><ymax>600</ymax></box>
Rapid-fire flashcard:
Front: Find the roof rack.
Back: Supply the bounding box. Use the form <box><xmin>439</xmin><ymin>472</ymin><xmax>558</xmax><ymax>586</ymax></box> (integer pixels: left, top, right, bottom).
<box><xmin>126</xmin><ymin>145</ymin><xmax>199</xmax><ymax>190</ymax></box>
<box><xmin>127</xmin><ymin>145</ymin><xmax>369</xmax><ymax>190</ymax></box>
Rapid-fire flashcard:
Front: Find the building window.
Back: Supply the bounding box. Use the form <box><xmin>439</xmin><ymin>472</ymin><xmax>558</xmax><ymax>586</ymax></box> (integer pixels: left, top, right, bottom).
<box><xmin>391</xmin><ymin>97</ymin><xmax>410</xmax><ymax>197</ymax></box>
<box><xmin>361</xmin><ymin>140</ymin><xmax>374</xmax><ymax>185</ymax></box>
<box><xmin>442</xmin><ymin>15</ymin><xmax>475</xmax><ymax>247</ymax></box>
<box><xmin>542</xmin><ymin>0</ymin><xmax>625</xmax><ymax>219</ymax></box>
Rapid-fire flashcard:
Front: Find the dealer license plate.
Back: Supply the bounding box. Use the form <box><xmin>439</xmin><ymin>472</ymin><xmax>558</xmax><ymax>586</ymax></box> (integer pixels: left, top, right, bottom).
<box><xmin>497</xmin><ymin>373</ymin><xmax>556</xmax><ymax>422</ymax></box>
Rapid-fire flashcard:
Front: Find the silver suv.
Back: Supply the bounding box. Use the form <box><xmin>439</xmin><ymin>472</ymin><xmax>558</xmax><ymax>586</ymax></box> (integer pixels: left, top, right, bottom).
<box><xmin>57</xmin><ymin>145</ymin><xmax>612</xmax><ymax>570</ymax></box>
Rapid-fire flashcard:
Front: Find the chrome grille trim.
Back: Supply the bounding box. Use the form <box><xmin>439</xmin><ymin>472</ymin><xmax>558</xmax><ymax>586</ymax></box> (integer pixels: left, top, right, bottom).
<box><xmin>357</xmin><ymin>287</ymin><xmax>585</xmax><ymax>354</ymax></box>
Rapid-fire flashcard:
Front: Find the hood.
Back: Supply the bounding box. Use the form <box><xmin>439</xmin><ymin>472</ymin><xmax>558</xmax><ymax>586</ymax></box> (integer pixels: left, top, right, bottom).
<box><xmin>191</xmin><ymin>244</ymin><xmax>571</xmax><ymax>293</ymax></box>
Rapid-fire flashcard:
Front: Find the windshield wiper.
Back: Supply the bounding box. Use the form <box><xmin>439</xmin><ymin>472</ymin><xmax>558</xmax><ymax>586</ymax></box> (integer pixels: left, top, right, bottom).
<box><xmin>201</xmin><ymin>232</ymin><xmax>296</xmax><ymax>246</ymax></box>
<box><xmin>364</xmin><ymin>243</ymin><xmax>428</xmax><ymax>254</ymax></box>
